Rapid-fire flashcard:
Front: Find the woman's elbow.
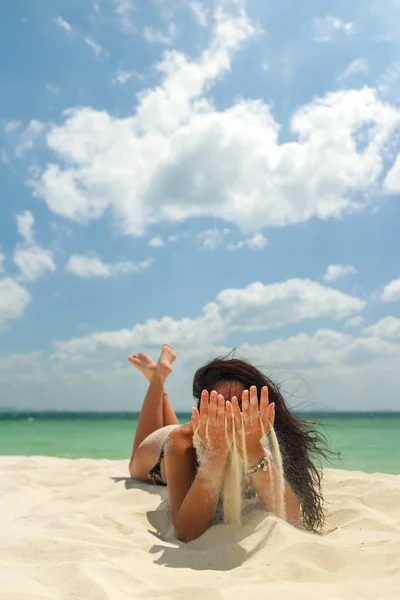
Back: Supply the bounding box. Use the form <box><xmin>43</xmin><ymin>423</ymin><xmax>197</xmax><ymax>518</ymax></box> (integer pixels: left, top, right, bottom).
<box><xmin>174</xmin><ymin>523</ymin><xmax>195</xmax><ymax>543</ymax></box>
<box><xmin>176</xmin><ymin>530</ymin><xmax>194</xmax><ymax>543</ymax></box>
<box><xmin>173</xmin><ymin>518</ymin><xmax>203</xmax><ymax>543</ymax></box>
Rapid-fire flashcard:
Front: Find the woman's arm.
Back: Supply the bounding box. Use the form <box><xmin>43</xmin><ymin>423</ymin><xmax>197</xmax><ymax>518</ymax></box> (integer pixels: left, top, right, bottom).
<box><xmin>165</xmin><ymin>445</ymin><xmax>227</xmax><ymax>542</ymax></box>
<box><xmin>163</xmin><ymin>425</ymin><xmax>197</xmax><ymax>524</ymax></box>
<box><xmin>165</xmin><ymin>391</ymin><xmax>232</xmax><ymax>543</ymax></box>
<box><xmin>232</xmin><ymin>386</ymin><xmax>301</xmax><ymax>527</ymax></box>
<box><xmin>247</xmin><ymin>445</ymin><xmax>301</xmax><ymax>527</ymax></box>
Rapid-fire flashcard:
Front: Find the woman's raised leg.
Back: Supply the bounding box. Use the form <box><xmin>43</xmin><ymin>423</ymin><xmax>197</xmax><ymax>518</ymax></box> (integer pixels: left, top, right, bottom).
<box><xmin>163</xmin><ymin>392</ymin><xmax>179</xmax><ymax>426</ymax></box>
<box><xmin>128</xmin><ymin>348</ymin><xmax>179</xmax><ymax>432</ymax></box>
<box><xmin>128</xmin><ymin>345</ymin><xmax>177</xmax><ymax>468</ymax></box>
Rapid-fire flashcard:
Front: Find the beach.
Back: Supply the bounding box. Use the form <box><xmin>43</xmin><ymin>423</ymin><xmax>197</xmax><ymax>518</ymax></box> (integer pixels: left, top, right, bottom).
<box><xmin>1</xmin><ymin>456</ymin><xmax>399</xmax><ymax>600</ymax></box>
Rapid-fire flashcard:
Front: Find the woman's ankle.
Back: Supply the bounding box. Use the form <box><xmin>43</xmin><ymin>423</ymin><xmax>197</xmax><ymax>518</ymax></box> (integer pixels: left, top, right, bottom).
<box><xmin>150</xmin><ymin>367</ymin><xmax>167</xmax><ymax>387</ymax></box>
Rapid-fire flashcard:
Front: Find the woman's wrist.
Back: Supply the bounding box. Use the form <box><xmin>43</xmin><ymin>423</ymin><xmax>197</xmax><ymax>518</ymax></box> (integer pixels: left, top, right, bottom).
<box><xmin>199</xmin><ymin>448</ymin><xmax>230</xmax><ymax>471</ymax></box>
<box><xmin>246</xmin><ymin>443</ymin><xmax>267</xmax><ymax>469</ymax></box>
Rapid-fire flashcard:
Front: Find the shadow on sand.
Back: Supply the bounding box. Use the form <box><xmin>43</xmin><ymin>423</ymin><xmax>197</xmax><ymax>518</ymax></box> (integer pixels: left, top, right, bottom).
<box><xmin>111</xmin><ymin>476</ymin><xmax>164</xmax><ymax>496</ymax></box>
<box><xmin>147</xmin><ymin>503</ymin><xmax>278</xmax><ymax>571</ymax></box>
<box><xmin>111</xmin><ymin>475</ymin><xmax>277</xmax><ymax>571</ymax></box>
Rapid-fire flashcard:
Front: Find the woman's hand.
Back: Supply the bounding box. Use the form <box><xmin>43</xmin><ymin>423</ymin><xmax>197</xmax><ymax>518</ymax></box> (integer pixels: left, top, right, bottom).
<box><xmin>231</xmin><ymin>386</ymin><xmax>275</xmax><ymax>465</ymax></box>
<box><xmin>191</xmin><ymin>390</ymin><xmax>233</xmax><ymax>464</ymax></box>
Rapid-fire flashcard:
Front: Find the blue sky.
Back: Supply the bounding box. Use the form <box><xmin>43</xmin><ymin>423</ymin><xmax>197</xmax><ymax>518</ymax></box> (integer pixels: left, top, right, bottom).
<box><xmin>1</xmin><ymin>0</ymin><xmax>400</xmax><ymax>411</ymax></box>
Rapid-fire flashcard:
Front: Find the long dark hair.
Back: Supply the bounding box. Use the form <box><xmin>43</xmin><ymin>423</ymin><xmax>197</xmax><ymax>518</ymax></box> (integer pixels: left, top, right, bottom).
<box><xmin>193</xmin><ymin>356</ymin><xmax>332</xmax><ymax>533</ymax></box>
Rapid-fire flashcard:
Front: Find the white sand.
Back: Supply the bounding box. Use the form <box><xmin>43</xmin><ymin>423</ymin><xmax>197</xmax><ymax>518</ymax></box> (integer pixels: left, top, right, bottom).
<box><xmin>1</xmin><ymin>457</ymin><xmax>399</xmax><ymax>600</ymax></box>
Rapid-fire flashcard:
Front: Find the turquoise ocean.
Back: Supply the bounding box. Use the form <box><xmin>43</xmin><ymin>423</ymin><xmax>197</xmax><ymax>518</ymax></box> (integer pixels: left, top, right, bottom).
<box><xmin>1</xmin><ymin>412</ymin><xmax>399</xmax><ymax>475</ymax></box>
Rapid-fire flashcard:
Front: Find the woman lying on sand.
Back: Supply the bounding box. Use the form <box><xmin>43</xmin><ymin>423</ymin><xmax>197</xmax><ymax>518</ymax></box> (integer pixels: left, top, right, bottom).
<box><xmin>128</xmin><ymin>344</ymin><xmax>326</xmax><ymax>542</ymax></box>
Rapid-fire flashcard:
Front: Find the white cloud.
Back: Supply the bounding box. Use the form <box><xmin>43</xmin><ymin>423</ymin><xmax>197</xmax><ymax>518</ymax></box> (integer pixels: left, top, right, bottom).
<box><xmin>30</xmin><ymin>92</ymin><xmax>400</xmax><ymax>238</ymax></box>
<box><xmin>198</xmin><ymin>228</ymin><xmax>229</xmax><ymax>250</ymax></box>
<box><xmin>143</xmin><ymin>23</ymin><xmax>177</xmax><ymax>45</ymax></box>
<box><xmin>0</xmin><ymin>278</ymin><xmax>31</xmax><ymax>328</ymax></box>
<box><xmin>13</xmin><ymin>211</ymin><xmax>56</xmax><ymax>281</ymax></box>
<box><xmin>0</xmin><ymin>253</ymin><xmax>4</xmax><ymax>274</ymax></box>
<box><xmin>363</xmin><ymin>316</ymin><xmax>400</xmax><ymax>338</ymax></box>
<box><xmin>344</xmin><ymin>315</ymin><xmax>365</xmax><ymax>329</ymax></box>
<box><xmin>381</xmin><ymin>278</ymin><xmax>400</xmax><ymax>302</ymax></box>
<box><xmin>5</xmin><ymin>314</ymin><xmax>400</xmax><ymax>411</ymax></box>
<box><xmin>241</xmin><ymin>329</ymin><xmax>400</xmax><ymax>369</ymax></box>
<box><xmin>215</xmin><ymin>279</ymin><xmax>365</xmax><ymax>333</ymax></box>
<box><xmin>30</xmin><ymin>6</ymin><xmax>400</xmax><ymax>239</ymax></box>
<box><xmin>229</xmin><ymin>232</ymin><xmax>268</xmax><ymax>250</ymax></box>
<box><xmin>376</xmin><ymin>59</ymin><xmax>400</xmax><ymax>97</ymax></box>
<box><xmin>340</xmin><ymin>58</ymin><xmax>368</xmax><ymax>80</ymax></box>
<box><xmin>52</xmin><ymin>278</ymin><xmax>365</xmax><ymax>361</ymax></box>
<box><xmin>112</xmin><ymin>70</ymin><xmax>142</xmax><ymax>85</ymax></box>
<box><xmin>0</xmin><ymin>351</ymin><xmax>42</xmax><ymax>372</ymax></box>
<box><xmin>323</xmin><ymin>264</ymin><xmax>358</xmax><ymax>282</ymax></box>
<box><xmin>16</xmin><ymin>211</ymin><xmax>34</xmax><ymax>244</ymax></box>
<box><xmin>148</xmin><ymin>236</ymin><xmax>164</xmax><ymax>247</ymax></box>
<box><xmin>15</xmin><ymin>120</ymin><xmax>44</xmax><ymax>158</ymax></box>
<box><xmin>46</xmin><ymin>83</ymin><xmax>59</xmax><ymax>95</ymax></box>
<box><xmin>4</xmin><ymin>332</ymin><xmax>400</xmax><ymax>410</ymax></box>
<box><xmin>4</xmin><ymin>120</ymin><xmax>22</xmax><ymax>134</ymax></box>
<box><xmin>66</xmin><ymin>255</ymin><xmax>110</xmax><ymax>278</ymax></box>
<box><xmin>189</xmin><ymin>1</ymin><xmax>208</xmax><ymax>27</ymax></box>
<box><xmin>384</xmin><ymin>154</ymin><xmax>400</xmax><ymax>192</ymax></box>
<box><xmin>313</xmin><ymin>15</ymin><xmax>354</xmax><ymax>42</ymax></box>
<box><xmin>55</xmin><ymin>16</ymin><xmax>72</xmax><ymax>33</ymax></box>
<box><xmin>84</xmin><ymin>37</ymin><xmax>107</xmax><ymax>57</ymax></box>
<box><xmin>65</xmin><ymin>254</ymin><xmax>153</xmax><ymax>278</ymax></box>
<box><xmin>55</xmin><ymin>15</ymin><xmax>107</xmax><ymax>59</ymax></box>
<box><xmin>14</xmin><ymin>247</ymin><xmax>56</xmax><ymax>282</ymax></box>
<box><xmin>53</xmin><ymin>301</ymin><xmax>224</xmax><ymax>361</ymax></box>
<box><xmin>114</xmin><ymin>0</ymin><xmax>136</xmax><ymax>31</ymax></box>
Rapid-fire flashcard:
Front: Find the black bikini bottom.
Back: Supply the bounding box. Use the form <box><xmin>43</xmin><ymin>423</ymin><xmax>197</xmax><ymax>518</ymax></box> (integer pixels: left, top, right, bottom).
<box><xmin>148</xmin><ymin>445</ymin><xmax>167</xmax><ymax>486</ymax></box>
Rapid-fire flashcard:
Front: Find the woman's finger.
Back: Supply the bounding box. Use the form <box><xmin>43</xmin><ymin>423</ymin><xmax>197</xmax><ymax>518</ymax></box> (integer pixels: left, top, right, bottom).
<box><xmin>217</xmin><ymin>393</ymin><xmax>225</xmax><ymax>431</ymax></box>
<box><xmin>231</xmin><ymin>396</ymin><xmax>242</xmax><ymax>432</ymax></box>
<box><xmin>231</xmin><ymin>396</ymin><xmax>245</xmax><ymax>454</ymax></box>
<box><xmin>191</xmin><ymin>407</ymin><xmax>200</xmax><ymax>431</ymax></box>
<box><xmin>242</xmin><ymin>389</ymin><xmax>250</xmax><ymax>427</ymax></box>
<box><xmin>208</xmin><ymin>390</ymin><xmax>218</xmax><ymax>433</ymax></box>
<box><xmin>225</xmin><ymin>400</ymin><xmax>233</xmax><ymax>442</ymax></box>
<box><xmin>260</xmin><ymin>386</ymin><xmax>269</xmax><ymax>432</ymax></box>
<box><xmin>249</xmin><ymin>385</ymin><xmax>259</xmax><ymax>425</ymax></box>
<box><xmin>200</xmin><ymin>389</ymin><xmax>209</xmax><ymax>417</ymax></box>
<box><xmin>268</xmin><ymin>402</ymin><xmax>275</xmax><ymax>428</ymax></box>
<box><xmin>199</xmin><ymin>390</ymin><xmax>208</xmax><ymax>437</ymax></box>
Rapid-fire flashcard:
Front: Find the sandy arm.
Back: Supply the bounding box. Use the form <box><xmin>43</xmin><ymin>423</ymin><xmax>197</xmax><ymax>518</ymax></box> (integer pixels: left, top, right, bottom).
<box><xmin>247</xmin><ymin>444</ymin><xmax>301</xmax><ymax>527</ymax></box>
<box><xmin>164</xmin><ymin>430</ymin><xmax>227</xmax><ymax>542</ymax></box>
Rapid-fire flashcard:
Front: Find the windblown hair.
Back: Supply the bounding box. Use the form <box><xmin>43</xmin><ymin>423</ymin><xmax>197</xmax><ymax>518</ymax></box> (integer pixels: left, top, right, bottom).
<box><xmin>193</xmin><ymin>356</ymin><xmax>332</xmax><ymax>533</ymax></box>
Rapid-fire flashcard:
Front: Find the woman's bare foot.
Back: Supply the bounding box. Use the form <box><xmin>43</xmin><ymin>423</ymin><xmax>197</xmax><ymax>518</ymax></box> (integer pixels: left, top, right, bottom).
<box><xmin>155</xmin><ymin>344</ymin><xmax>178</xmax><ymax>381</ymax></box>
<box><xmin>128</xmin><ymin>353</ymin><xmax>156</xmax><ymax>383</ymax></box>
<box><xmin>128</xmin><ymin>345</ymin><xmax>177</xmax><ymax>383</ymax></box>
